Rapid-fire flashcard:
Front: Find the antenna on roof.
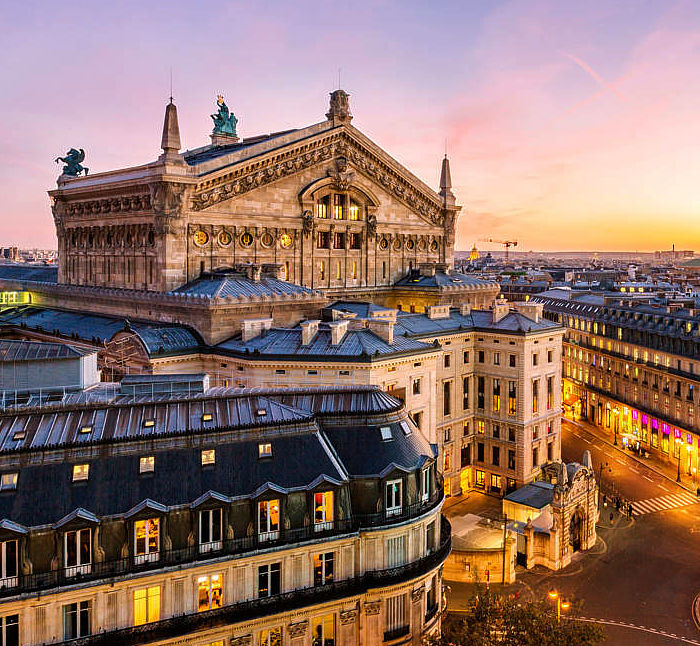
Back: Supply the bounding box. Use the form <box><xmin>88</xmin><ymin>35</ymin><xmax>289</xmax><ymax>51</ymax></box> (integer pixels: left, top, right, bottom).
<box><xmin>338</xmin><ymin>67</ymin><xmax>342</xmax><ymax>89</ymax></box>
<box><xmin>169</xmin><ymin>67</ymin><xmax>173</xmax><ymax>104</ymax></box>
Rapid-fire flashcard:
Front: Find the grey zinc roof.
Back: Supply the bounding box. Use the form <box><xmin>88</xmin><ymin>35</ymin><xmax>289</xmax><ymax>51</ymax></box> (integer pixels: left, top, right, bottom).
<box><xmin>394</xmin><ymin>270</ymin><xmax>498</xmax><ymax>290</ymax></box>
<box><xmin>324</xmin><ymin>301</ymin><xmax>396</xmax><ymax>318</ymax></box>
<box><xmin>393</xmin><ymin>309</ymin><xmax>559</xmax><ymax>338</ymax></box>
<box><xmin>183</xmin><ymin>130</ymin><xmax>298</xmax><ymax>166</ymax></box>
<box><xmin>215</xmin><ymin>324</ymin><xmax>434</xmax><ymax>360</ymax></box>
<box><xmin>323</xmin><ymin>419</ymin><xmax>435</xmax><ymax>478</ymax></box>
<box><xmin>0</xmin><ymin>307</ymin><xmax>201</xmax><ymax>356</ymax></box>
<box><xmin>0</xmin><ymin>340</ymin><xmax>94</xmax><ymax>361</ymax></box>
<box><xmin>0</xmin><ymin>264</ymin><xmax>58</xmax><ymax>283</ymax></box>
<box><xmin>0</xmin><ymin>431</ymin><xmax>344</xmax><ymax>527</ymax></box>
<box><xmin>504</xmin><ymin>481</ymin><xmax>554</xmax><ymax>508</ymax></box>
<box><xmin>173</xmin><ymin>275</ymin><xmax>318</xmax><ymax>299</ymax></box>
<box><xmin>0</xmin><ymin>393</ymin><xmax>311</xmax><ymax>451</ymax></box>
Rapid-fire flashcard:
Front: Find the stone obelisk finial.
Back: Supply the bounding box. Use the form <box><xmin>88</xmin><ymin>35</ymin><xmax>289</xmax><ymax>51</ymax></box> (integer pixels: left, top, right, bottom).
<box><xmin>159</xmin><ymin>99</ymin><xmax>183</xmax><ymax>163</ymax></box>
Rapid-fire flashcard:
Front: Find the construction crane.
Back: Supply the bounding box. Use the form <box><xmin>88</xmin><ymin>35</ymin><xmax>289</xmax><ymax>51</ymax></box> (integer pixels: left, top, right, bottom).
<box><xmin>479</xmin><ymin>238</ymin><xmax>518</xmax><ymax>262</ymax></box>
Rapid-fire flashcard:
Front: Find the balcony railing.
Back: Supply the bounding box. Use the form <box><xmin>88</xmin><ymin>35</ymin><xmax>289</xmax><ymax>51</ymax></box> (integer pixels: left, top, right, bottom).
<box><xmin>56</xmin><ymin>518</ymin><xmax>452</xmax><ymax>646</ymax></box>
<box><xmin>0</xmin><ymin>491</ymin><xmax>444</xmax><ymax>599</ymax></box>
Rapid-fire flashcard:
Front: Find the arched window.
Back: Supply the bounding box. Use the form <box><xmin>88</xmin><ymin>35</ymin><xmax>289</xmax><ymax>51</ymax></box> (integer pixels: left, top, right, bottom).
<box><xmin>314</xmin><ymin>190</ymin><xmax>370</xmax><ymax>221</ymax></box>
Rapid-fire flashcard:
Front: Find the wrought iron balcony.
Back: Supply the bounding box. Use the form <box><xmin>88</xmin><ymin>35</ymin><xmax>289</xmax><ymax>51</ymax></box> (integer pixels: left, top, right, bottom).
<box><xmin>0</xmin><ymin>491</ymin><xmax>444</xmax><ymax>599</ymax></box>
<box><xmin>57</xmin><ymin>517</ymin><xmax>452</xmax><ymax>646</ymax></box>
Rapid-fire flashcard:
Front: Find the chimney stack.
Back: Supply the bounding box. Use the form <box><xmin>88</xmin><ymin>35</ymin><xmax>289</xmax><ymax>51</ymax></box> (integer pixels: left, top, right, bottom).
<box><xmin>300</xmin><ymin>320</ymin><xmax>320</xmax><ymax>346</ymax></box>
<box><xmin>492</xmin><ymin>299</ymin><xmax>510</xmax><ymax>323</ymax></box>
<box><xmin>368</xmin><ymin>319</ymin><xmax>394</xmax><ymax>345</ymax></box>
<box><xmin>329</xmin><ymin>320</ymin><xmax>349</xmax><ymax>345</ymax></box>
<box><xmin>241</xmin><ymin>317</ymin><xmax>273</xmax><ymax>342</ymax></box>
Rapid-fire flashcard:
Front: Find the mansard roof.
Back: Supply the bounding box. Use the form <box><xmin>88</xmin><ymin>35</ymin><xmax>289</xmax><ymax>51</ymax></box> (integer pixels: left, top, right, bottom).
<box><xmin>394</xmin><ymin>269</ymin><xmax>498</xmax><ymax>291</ymax></box>
<box><xmin>0</xmin><ymin>306</ymin><xmax>201</xmax><ymax>356</ymax></box>
<box><xmin>0</xmin><ymin>386</ymin><xmax>425</xmax><ymax>527</ymax></box>
<box><xmin>0</xmin><ymin>339</ymin><xmax>94</xmax><ymax>361</ymax></box>
<box><xmin>173</xmin><ymin>271</ymin><xmax>320</xmax><ymax>299</ymax></box>
<box><xmin>393</xmin><ymin>308</ymin><xmax>560</xmax><ymax>338</ymax></box>
<box><xmin>215</xmin><ymin>322</ymin><xmax>434</xmax><ymax>361</ymax></box>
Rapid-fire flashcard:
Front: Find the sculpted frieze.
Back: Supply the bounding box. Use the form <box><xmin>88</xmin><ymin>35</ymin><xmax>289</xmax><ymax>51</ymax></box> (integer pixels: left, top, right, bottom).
<box><xmin>190</xmin><ymin>133</ymin><xmax>444</xmax><ymax>228</ymax></box>
<box><xmin>62</xmin><ymin>194</ymin><xmax>151</xmax><ymax>218</ymax></box>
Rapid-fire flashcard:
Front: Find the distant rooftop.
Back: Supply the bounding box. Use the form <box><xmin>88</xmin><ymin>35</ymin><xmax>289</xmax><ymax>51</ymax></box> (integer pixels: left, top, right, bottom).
<box><xmin>172</xmin><ymin>270</ymin><xmax>320</xmax><ymax>299</ymax></box>
<box><xmin>0</xmin><ymin>339</ymin><xmax>94</xmax><ymax>361</ymax></box>
<box><xmin>0</xmin><ymin>263</ymin><xmax>57</xmax><ymax>283</ymax></box>
<box><xmin>0</xmin><ymin>307</ymin><xmax>201</xmax><ymax>356</ymax></box>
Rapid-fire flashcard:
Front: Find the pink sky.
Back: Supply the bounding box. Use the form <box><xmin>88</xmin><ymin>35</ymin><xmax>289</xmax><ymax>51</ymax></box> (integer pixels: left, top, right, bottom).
<box><xmin>1</xmin><ymin>0</ymin><xmax>699</xmax><ymax>252</ymax></box>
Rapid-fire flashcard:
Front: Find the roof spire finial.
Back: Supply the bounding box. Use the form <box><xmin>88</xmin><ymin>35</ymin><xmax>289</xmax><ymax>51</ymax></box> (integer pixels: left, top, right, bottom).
<box><xmin>439</xmin><ymin>152</ymin><xmax>454</xmax><ymax>205</ymax></box>
<box><xmin>159</xmin><ymin>98</ymin><xmax>182</xmax><ymax>163</ymax></box>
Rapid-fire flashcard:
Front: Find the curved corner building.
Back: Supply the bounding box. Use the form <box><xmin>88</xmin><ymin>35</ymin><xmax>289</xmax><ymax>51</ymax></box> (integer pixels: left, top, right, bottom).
<box><xmin>0</xmin><ymin>385</ymin><xmax>449</xmax><ymax>646</ymax></box>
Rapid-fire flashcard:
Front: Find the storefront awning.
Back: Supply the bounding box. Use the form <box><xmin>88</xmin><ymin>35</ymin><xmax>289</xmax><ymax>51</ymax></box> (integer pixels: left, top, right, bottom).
<box><xmin>563</xmin><ymin>394</ymin><xmax>580</xmax><ymax>406</ymax></box>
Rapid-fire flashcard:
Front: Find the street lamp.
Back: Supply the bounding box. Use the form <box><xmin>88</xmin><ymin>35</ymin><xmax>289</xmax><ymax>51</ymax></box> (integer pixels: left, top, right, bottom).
<box><xmin>548</xmin><ymin>589</ymin><xmax>570</xmax><ymax>623</ymax></box>
<box><xmin>613</xmin><ymin>408</ymin><xmax>620</xmax><ymax>446</ymax></box>
<box><xmin>675</xmin><ymin>438</ymin><xmax>682</xmax><ymax>483</ymax></box>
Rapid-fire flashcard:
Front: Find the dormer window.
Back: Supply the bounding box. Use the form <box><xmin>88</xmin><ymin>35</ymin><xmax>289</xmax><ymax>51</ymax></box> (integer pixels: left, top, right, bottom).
<box><xmin>314</xmin><ymin>491</ymin><xmax>334</xmax><ymax>531</ymax></box>
<box><xmin>0</xmin><ymin>540</ymin><xmax>18</xmax><ymax>588</ymax></box>
<box><xmin>143</xmin><ymin>419</ymin><xmax>155</xmax><ymax>429</ymax></box>
<box><xmin>201</xmin><ymin>413</ymin><xmax>213</xmax><ymax>423</ymax></box>
<box><xmin>201</xmin><ymin>449</ymin><xmax>216</xmax><ymax>466</ymax></box>
<box><xmin>134</xmin><ymin>519</ymin><xmax>160</xmax><ymax>564</ymax></box>
<box><xmin>258</xmin><ymin>499</ymin><xmax>280</xmax><ymax>542</ymax></box>
<box><xmin>65</xmin><ymin>528</ymin><xmax>91</xmax><ymax>577</ymax></box>
<box><xmin>79</xmin><ymin>425</ymin><xmax>93</xmax><ymax>435</ymax></box>
<box><xmin>72</xmin><ymin>464</ymin><xmax>89</xmax><ymax>482</ymax></box>
<box><xmin>385</xmin><ymin>480</ymin><xmax>403</xmax><ymax>517</ymax></box>
<box><xmin>0</xmin><ymin>474</ymin><xmax>17</xmax><ymax>491</ymax></box>
<box><xmin>258</xmin><ymin>443</ymin><xmax>272</xmax><ymax>458</ymax></box>
<box><xmin>199</xmin><ymin>508</ymin><xmax>222</xmax><ymax>553</ymax></box>
<box><xmin>380</xmin><ymin>427</ymin><xmax>393</xmax><ymax>442</ymax></box>
<box><xmin>139</xmin><ymin>456</ymin><xmax>155</xmax><ymax>474</ymax></box>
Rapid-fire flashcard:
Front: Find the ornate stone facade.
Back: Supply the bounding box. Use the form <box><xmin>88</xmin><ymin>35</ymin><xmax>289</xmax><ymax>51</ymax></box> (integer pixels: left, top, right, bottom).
<box><xmin>49</xmin><ymin>91</ymin><xmax>460</xmax><ymax>295</ymax></box>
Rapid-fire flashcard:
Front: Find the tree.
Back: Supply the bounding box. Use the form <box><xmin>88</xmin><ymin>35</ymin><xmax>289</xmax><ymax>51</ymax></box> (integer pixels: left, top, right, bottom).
<box><xmin>429</xmin><ymin>589</ymin><xmax>605</xmax><ymax>646</ymax></box>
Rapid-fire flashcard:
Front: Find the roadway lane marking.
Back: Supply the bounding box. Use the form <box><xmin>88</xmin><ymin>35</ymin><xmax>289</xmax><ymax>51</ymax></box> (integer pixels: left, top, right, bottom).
<box><xmin>642</xmin><ymin>474</ymin><xmax>654</xmax><ymax>482</ymax></box>
<box><xmin>658</xmin><ymin>484</ymin><xmax>669</xmax><ymax>492</ymax></box>
<box><xmin>614</xmin><ymin>458</ymin><xmax>625</xmax><ymax>465</ymax></box>
<box><xmin>628</xmin><ymin>466</ymin><xmax>639</xmax><ymax>473</ymax></box>
<box><xmin>632</xmin><ymin>491</ymin><xmax>700</xmax><ymax>515</ymax></box>
<box><xmin>575</xmin><ymin>617</ymin><xmax>700</xmax><ymax>644</ymax></box>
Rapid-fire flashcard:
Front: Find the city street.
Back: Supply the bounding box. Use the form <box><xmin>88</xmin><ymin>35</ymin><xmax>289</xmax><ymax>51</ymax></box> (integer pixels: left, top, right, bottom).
<box><xmin>444</xmin><ymin>419</ymin><xmax>700</xmax><ymax>645</ymax></box>
<box><xmin>527</xmin><ymin>419</ymin><xmax>700</xmax><ymax>644</ymax></box>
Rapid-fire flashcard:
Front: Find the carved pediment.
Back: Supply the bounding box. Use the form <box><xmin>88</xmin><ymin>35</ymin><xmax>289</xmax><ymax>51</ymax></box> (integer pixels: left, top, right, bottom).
<box><xmin>190</xmin><ymin>131</ymin><xmax>445</xmax><ymax>228</ymax></box>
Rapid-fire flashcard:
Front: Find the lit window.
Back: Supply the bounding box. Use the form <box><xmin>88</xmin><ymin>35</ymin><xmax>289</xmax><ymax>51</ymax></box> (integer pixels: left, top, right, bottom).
<box><xmin>65</xmin><ymin>528</ymin><xmax>92</xmax><ymax>577</ymax></box>
<box><xmin>63</xmin><ymin>600</ymin><xmax>91</xmax><ymax>639</ymax></box>
<box><xmin>199</xmin><ymin>508</ymin><xmax>223</xmax><ymax>553</ymax></box>
<box><xmin>258</xmin><ymin>443</ymin><xmax>272</xmax><ymax>458</ymax></box>
<box><xmin>133</xmin><ymin>586</ymin><xmax>160</xmax><ymax>626</ymax></box>
<box><xmin>385</xmin><ymin>479</ymin><xmax>402</xmax><ymax>517</ymax></box>
<box><xmin>143</xmin><ymin>419</ymin><xmax>155</xmax><ymax>428</ymax></box>
<box><xmin>197</xmin><ymin>574</ymin><xmax>223</xmax><ymax>611</ymax></box>
<box><xmin>258</xmin><ymin>499</ymin><xmax>280</xmax><ymax>541</ymax></box>
<box><xmin>201</xmin><ymin>413</ymin><xmax>213</xmax><ymax>423</ymax></box>
<box><xmin>312</xmin><ymin>614</ymin><xmax>335</xmax><ymax>646</ymax></box>
<box><xmin>134</xmin><ymin>518</ymin><xmax>160</xmax><ymax>564</ymax></box>
<box><xmin>348</xmin><ymin>200</ymin><xmax>360</xmax><ymax>220</ymax></box>
<box><xmin>79</xmin><ymin>425</ymin><xmax>92</xmax><ymax>434</ymax></box>
<box><xmin>201</xmin><ymin>449</ymin><xmax>216</xmax><ymax>466</ymax></box>
<box><xmin>257</xmin><ymin>563</ymin><xmax>281</xmax><ymax>598</ymax></box>
<box><xmin>0</xmin><ymin>473</ymin><xmax>17</xmax><ymax>491</ymax></box>
<box><xmin>139</xmin><ymin>456</ymin><xmax>154</xmax><ymax>474</ymax></box>
<box><xmin>314</xmin><ymin>491</ymin><xmax>334</xmax><ymax>530</ymax></box>
<box><xmin>380</xmin><ymin>426</ymin><xmax>392</xmax><ymax>441</ymax></box>
<box><xmin>72</xmin><ymin>464</ymin><xmax>89</xmax><ymax>482</ymax></box>
<box><xmin>256</xmin><ymin>627</ymin><xmax>282</xmax><ymax>646</ymax></box>
<box><xmin>11</xmin><ymin>431</ymin><xmax>24</xmax><ymax>441</ymax></box>
<box><xmin>313</xmin><ymin>552</ymin><xmax>334</xmax><ymax>586</ymax></box>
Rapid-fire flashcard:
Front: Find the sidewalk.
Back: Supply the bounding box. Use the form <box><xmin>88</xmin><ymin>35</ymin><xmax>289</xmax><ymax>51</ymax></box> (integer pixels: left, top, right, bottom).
<box><xmin>564</xmin><ymin>416</ymin><xmax>698</xmax><ymax>494</ymax></box>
